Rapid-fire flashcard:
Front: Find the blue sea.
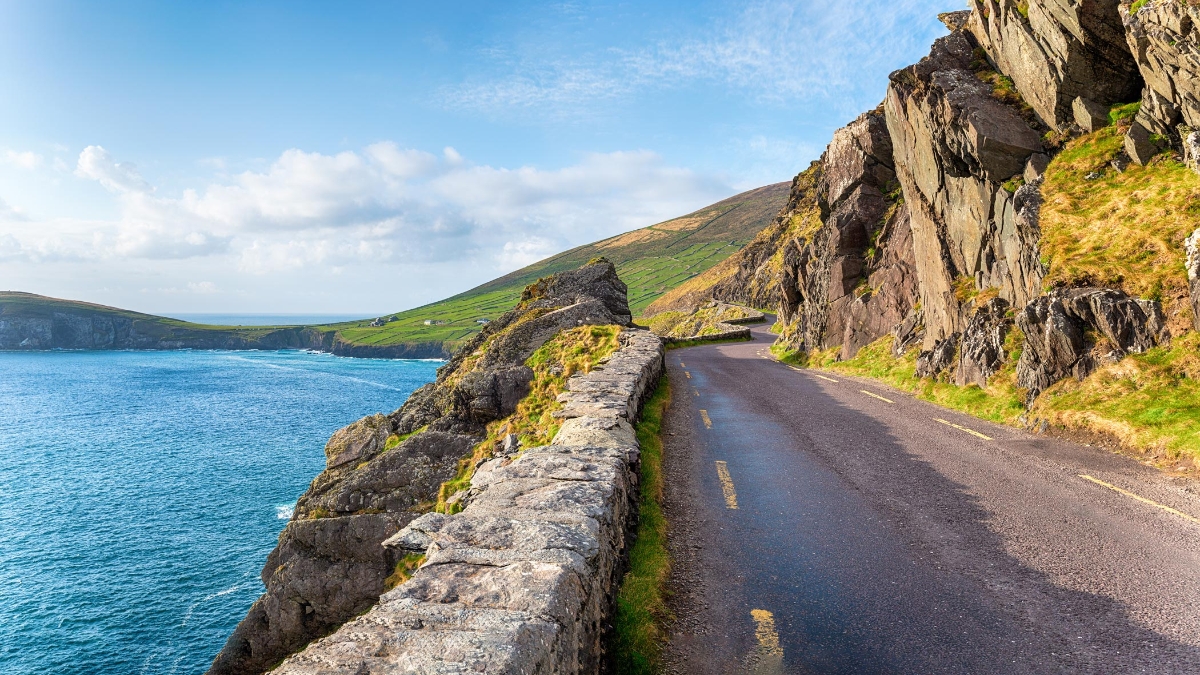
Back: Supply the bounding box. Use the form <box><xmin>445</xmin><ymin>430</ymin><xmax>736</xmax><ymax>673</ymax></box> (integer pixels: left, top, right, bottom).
<box><xmin>0</xmin><ymin>349</ymin><xmax>440</xmax><ymax>675</ymax></box>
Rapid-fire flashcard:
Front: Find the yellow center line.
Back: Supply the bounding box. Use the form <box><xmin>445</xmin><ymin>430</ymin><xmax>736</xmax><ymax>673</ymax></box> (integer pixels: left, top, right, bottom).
<box><xmin>679</xmin><ymin>361</ymin><xmax>685</xmax><ymax>367</ymax></box>
<box><xmin>859</xmin><ymin>390</ymin><xmax>894</xmax><ymax>404</ymax></box>
<box><xmin>1080</xmin><ymin>474</ymin><xmax>1200</xmax><ymax>525</ymax></box>
<box><xmin>812</xmin><ymin>373</ymin><xmax>839</xmax><ymax>383</ymax></box>
<box><xmin>684</xmin><ymin>371</ymin><xmax>691</xmax><ymax>379</ymax></box>
<box><xmin>715</xmin><ymin>461</ymin><xmax>738</xmax><ymax>509</ymax></box>
<box><xmin>750</xmin><ymin>609</ymin><xmax>784</xmax><ymax>657</ymax></box>
<box><xmin>933</xmin><ymin>418</ymin><xmax>993</xmax><ymax>441</ymax></box>
<box><xmin>699</xmin><ymin>409</ymin><xmax>713</xmax><ymax>429</ymax></box>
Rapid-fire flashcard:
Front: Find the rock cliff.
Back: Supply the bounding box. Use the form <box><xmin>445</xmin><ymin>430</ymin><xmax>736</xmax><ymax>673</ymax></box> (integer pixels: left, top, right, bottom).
<box><xmin>207</xmin><ymin>260</ymin><xmax>635</xmax><ymax>675</ymax></box>
<box><xmin>649</xmin><ymin>0</ymin><xmax>1196</xmax><ymax>407</ymax></box>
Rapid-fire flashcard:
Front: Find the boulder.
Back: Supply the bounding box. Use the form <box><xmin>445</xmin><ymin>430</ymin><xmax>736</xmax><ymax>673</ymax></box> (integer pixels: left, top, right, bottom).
<box><xmin>323</xmin><ymin>413</ymin><xmax>391</xmax><ymax>470</ymax></box>
<box><xmin>1187</xmin><ymin>229</ymin><xmax>1200</xmax><ymax>331</ymax></box>
<box><xmin>1181</xmin><ymin>124</ymin><xmax>1200</xmax><ymax>174</ymax></box>
<box><xmin>1024</xmin><ymin>152</ymin><xmax>1051</xmax><ymax>182</ymax></box>
<box><xmin>967</xmin><ymin>0</ymin><xmax>1142</xmax><ymax>129</ymax></box>
<box><xmin>957</xmin><ymin>298</ymin><xmax>1013</xmax><ymax>387</ymax></box>
<box><xmin>1073</xmin><ymin>96</ymin><xmax>1111</xmax><ymax>132</ymax></box>
<box><xmin>917</xmin><ymin>333</ymin><xmax>960</xmax><ymax>378</ymax></box>
<box><xmin>1016</xmin><ymin>287</ymin><xmax>1169</xmax><ymax>400</ymax></box>
<box><xmin>1124</xmin><ymin>119</ymin><xmax>1161</xmax><ymax>164</ymax></box>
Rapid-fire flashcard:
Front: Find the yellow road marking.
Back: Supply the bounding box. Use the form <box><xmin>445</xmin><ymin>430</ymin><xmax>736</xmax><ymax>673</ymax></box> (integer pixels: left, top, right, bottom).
<box><xmin>679</xmin><ymin>361</ymin><xmax>685</xmax><ymax>367</ymax></box>
<box><xmin>685</xmin><ymin>371</ymin><xmax>691</xmax><ymax>379</ymax></box>
<box><xmin>693</xmin><ymin>388</ymin><xmax>699</xmax><ymax>397</ymax></box>
<box><xmin>750</xmin><ymin>609</ymin><xmax>784</xmax><ymax>657</ymax></box>
<box><xmin>813</xmin><ymin>373</ymin><xmax>838</xmax><ymax>383</ymax></box>
<box><xmin>700</xmin><ymin>409</ymin><xmax>713</xmax><ymax>429</ymax></box>
<box><xmin>933</xmin><ymin>418</ymin><xmax>993</xmax><ymax>441</ymax></box>
<box><xmin>859</xmin><ymin>390</ymin><xmax>894</xmax><ymax>404</ymax></box>
<box><xmin>1080</xmin><ymin>474</ymin><xmax>1200</xmax><ymax>525</ymax></box>
<box><xmin>715</xmin><ymin>461</ymin><xmax>738</xmax><ymax>509</ymax></box>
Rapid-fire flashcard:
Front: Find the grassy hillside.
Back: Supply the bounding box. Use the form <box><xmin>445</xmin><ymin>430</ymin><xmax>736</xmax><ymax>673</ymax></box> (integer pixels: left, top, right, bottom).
<box><xmin>3</xmin><ymin>182</ymin><xmax>788</xmax><ymax>356</ymax></box>
<box><xmin>329</xmin><ymin>182</ymin><xmax>789</xmax><ymax>352</ymax></box>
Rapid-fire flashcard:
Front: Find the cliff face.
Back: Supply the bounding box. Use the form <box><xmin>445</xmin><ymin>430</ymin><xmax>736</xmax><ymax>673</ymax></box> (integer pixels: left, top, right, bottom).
<box><xmin>656</xmin><ymin>0</ymin><xmax>1196</xmax><ymax>404</ymax></box>
<box><xmin>1120</xmin><ymin>0</ymin><xmax>1200</xmax><ymax>143</ymax></box>
<box><xmin>885</xmin><ymin>28</ymin><xmax>1048</xmax><ymax>351</ymax></box>
<box><xmin>207</xmin><ymin>260</ymin><xmax>634</xmax><ymax>675</ymax></box>
<box><xmin>967</xmin><ymin>0</ymin><xmax>1142</xmax><ymax>128</ymax></box>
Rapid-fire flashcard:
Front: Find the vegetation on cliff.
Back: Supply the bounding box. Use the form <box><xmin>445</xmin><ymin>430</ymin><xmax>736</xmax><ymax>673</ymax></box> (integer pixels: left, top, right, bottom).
<box><xmin>434</xmin><ymin>323</ymin><xmax>623</xmax><ymax>513</ymax></box>
<box><xmin>1040</xmin><ymin>121</ymin><xmax>1200</xmax><ymax>332</ymax></box>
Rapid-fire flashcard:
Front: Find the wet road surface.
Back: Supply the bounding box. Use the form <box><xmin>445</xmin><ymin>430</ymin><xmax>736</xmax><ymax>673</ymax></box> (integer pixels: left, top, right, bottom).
<box><xmin>661</xmin><ymin>321</ymin><xmax>1200</xmax><ymax>674</ymax></box>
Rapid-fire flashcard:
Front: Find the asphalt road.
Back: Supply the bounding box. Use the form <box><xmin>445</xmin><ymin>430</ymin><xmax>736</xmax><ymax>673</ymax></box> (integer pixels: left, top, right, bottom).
<box><xmin>660</xmin><ymin>321</ymin><xmax>1200</xmax><ymax>674</ymax></box>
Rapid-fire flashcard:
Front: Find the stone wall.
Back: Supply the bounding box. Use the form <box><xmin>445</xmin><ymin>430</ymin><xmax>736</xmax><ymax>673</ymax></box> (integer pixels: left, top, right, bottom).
<box><xmin>269</xmin><ymin>329</ymin><xmax>665</xmax><ymax>674</ymax></box>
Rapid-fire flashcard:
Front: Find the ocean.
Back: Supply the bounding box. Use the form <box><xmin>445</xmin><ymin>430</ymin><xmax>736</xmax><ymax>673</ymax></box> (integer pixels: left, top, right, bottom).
<box><xmin>0</xmin><ymin>349</ymin><xmax>440</xmax><ymax>675</ymax></box>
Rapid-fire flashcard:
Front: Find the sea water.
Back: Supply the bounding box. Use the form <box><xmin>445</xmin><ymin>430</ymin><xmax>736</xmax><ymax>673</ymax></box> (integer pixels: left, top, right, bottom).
<box><xmin>0</xmin><ymin>349</ymin><xmax>440</xmax><ymax>675</ymax></box>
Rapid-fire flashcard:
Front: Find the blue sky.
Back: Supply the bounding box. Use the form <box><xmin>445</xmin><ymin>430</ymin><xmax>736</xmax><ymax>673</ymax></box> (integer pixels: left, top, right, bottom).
<box><xmin>0</xmin><ymin>0</ymin><xmax>956</xmax><ymax>314</ymax></box>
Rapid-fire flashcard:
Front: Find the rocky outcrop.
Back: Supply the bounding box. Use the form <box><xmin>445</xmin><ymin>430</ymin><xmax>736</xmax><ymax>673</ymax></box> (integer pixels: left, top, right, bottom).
<box><xmin>957</xmin><ymin>298</ymin><xmax>1014</xmax><ymax>386</ymax></box>
<box><xmin>208</xmin><ymin>260</ymin><xmax>636</xmax><ymax>675</ymax></box>
<box><xmin>1186</xmin><ymin>229</ymin><xmax>1200</xmax><ymax>330</ymax></box>
<box><xmin>967</xmin><ymin>0</ymin><xmax>1142</xmax><ymax>129</ymax></box>
<box><xmin>1016</xmin><ymin>287</ymin><xmax>1168</xmax><ymax>398</ymax></box>
<box><xmin>1120</xmin><ymin>0</ymin><xmax>1200</xmax><ymax>167</ymax></box>
<box><xmin>773</xmin><ymin>109</ymin><xmax>920</xmax><ymax>358</ymax></box>
<box><xmin>886</xmin><ymin>29</ymin><xmax>1047</xmax><ymax>350</ymax></box>
<box><xmin>270</xmin><ymin>330</ymin><xmax>665</xmax><ymax>674</ymax></box>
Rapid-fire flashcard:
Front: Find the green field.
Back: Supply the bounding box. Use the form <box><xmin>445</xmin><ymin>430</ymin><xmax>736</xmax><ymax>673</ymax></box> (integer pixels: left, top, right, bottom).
<box><xmin>322</xmin><ymin>181</ymin><xmax>789</xmax><ymax>352</ymax></box>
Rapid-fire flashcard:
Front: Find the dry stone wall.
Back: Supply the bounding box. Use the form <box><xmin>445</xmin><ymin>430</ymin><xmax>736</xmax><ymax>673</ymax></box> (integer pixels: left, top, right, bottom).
<box><xmin>269</xmin><ymin>329</ymin><xmax>665</xmax><ymax>675</ymax></box>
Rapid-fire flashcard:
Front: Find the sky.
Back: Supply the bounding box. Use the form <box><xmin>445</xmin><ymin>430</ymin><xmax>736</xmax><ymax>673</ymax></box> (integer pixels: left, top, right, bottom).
<box><xmin>0</xmin><ymin>0</ymin><xmax>957</xmax><ymax>315</ymax></box>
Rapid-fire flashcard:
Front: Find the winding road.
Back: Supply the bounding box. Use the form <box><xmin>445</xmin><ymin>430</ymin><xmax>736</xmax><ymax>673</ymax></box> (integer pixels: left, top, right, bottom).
<box><xmin>661</xmin><ymin>320</ymin><xmax>1200</xmax><ymax>674</ymax></box>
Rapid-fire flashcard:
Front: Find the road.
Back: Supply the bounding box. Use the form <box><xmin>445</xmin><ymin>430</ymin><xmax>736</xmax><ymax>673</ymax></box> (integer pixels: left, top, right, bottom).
<box><xmin>660</xmin><ymin>320</ymin><xmax>1200</xmax><ymax>674</ymax></box>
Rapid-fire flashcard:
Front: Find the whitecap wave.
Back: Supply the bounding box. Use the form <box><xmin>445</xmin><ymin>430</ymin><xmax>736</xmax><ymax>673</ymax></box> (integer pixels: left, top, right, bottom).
<box><xmin>276</xmin><ymin>504</ymin><xmax>295</xmax><ymax>520</ymax></box>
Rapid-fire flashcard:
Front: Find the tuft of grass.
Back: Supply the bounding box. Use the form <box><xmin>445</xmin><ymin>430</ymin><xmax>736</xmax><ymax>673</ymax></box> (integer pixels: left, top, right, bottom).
<box><xmin>1039</xmin><ymin>124</ymin><xmax>1200</xmax><ymax>328</ymax></box>
<box><xmin>612</xmin><ymin>377</ymin><xmax>672</xmax><ymax>674</ymax></box>
<box><xmin>1109</xmin><ymin>101</ymin><xmax>1141</xmax><ymax>125</ymax></box>
<box><xmin>1032</xmin><ymin>332</ymin><xmax>1200</xmax><ymax>461</ymax></box>
<box><xmin>434</xmin><ymin>325</ymin><xmax>622</xmax><ymax>513</ymax></box>
<box><xmin>383</xmin><ymin>553</ymin><xmax>426</xmax><ymax>591</ymax></box>
<box><xmin>1130</xmin><ymin>0</ymin><xmax>1149</xmax><ymax>14</ymax></box>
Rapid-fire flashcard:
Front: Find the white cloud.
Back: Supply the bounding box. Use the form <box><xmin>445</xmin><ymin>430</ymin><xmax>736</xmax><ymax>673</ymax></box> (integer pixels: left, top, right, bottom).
<box><xmin>3</xmin><ymin>149</ymin><xmax>43</xmax><ymax>170</ymax></box>
<box><xmin>36</xmin><ymin>142</ymin><xmax>731</xmax><ymax>276</ymax></box>
<box><xmin>187</xmin><ymin>281</ymin><xmax>217</xmax><ymax>293</ymax></box>
<box><xmin>75</xmin><ymin>145</ymin><xmax>152</xmax><ymax>193</ymax></box>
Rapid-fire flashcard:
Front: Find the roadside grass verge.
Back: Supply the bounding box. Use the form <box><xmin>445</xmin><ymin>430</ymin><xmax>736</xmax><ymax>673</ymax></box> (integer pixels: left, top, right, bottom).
<box><xmin>665</xmin><ymin>334</ymin><xmax>751</xmax><ymax>350</ymax></box>
<box><xmin>612</xmin><ymin>376</ymin><xmax>672</xmax><ymax>674</ymax></box>
<box><xmin>1033</xmin><ymin>332</ymin><xmax>1200</xmax><ymax>463</ymax></box>
<box><xmin>778</xmin><ymin>333</ymin><xmax>1200</xmax><ymax>465</ymax></box>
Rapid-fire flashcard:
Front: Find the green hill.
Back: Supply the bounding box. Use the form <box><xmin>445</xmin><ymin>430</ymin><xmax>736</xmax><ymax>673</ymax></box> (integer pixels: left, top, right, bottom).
<box><xmin>2</xmin><ymin>181</ymin><xmax>789</xmax><ymax>357</ymax></box>
<box><xmin>327</xmin><ymin>181</ymin><xmax>789</xmax><ymax>353</ymax></box>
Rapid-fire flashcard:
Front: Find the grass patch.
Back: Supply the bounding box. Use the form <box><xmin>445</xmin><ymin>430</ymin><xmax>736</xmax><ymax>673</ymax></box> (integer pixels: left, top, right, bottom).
<box><xmin>383</xmin><ymin>553</ymin><xmax>426</xmax><ymax>591</ymax></box>
<box><xmin>1032</xmin><ymin>332</ymin><xmax>1200</xmax><ymax>461</ymax></box>
<box><xmin>801</xmin><ymin>336</ymin><xmax>1028</xmax><ymax>425</ymax></box>
<box><xmin>647</xmin><ymin>303</ymin><xmax>757</xmax><ymax>340</ymax></box>
<box><xmin>434</xmin><ymin>325</ymin><xmax>623</xmax><ymax>513</ymax></box>
<box><xmin>1040</xmin><ymin>124</ymin><xmax>1200</xmax><ymax>327</ymax></box>
<box><xmin>612</xmin><ymin>377</ymin><xmax>672</xmax><ymax>674</ymax></box>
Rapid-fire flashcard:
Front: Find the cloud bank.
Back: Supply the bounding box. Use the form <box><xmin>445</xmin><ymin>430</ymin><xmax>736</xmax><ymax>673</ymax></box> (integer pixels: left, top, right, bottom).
<box><xmin>1</xmin><ymin>143</ymin><xmax>731</xmax><ymax>277</ymax></box>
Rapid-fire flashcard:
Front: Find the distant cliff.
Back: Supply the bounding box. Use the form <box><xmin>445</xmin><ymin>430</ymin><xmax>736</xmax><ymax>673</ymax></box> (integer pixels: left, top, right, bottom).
<box><xmin>0</xmin><ymin>292</ymin><xmax>450</xmax><ymax>359</ymax></box>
